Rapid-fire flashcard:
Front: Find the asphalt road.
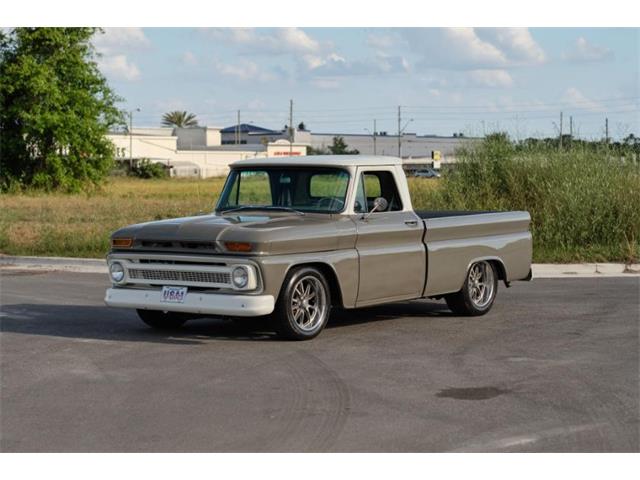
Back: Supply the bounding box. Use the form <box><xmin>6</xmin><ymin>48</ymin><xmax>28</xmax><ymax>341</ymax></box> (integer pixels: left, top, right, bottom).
<box><xmin>1</xmin><ymin>270</ymin><xmax>638</xmax><ymax>452</ymax></box>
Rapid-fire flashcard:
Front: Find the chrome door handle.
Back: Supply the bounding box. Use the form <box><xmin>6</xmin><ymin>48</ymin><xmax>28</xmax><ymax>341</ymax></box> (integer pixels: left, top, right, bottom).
<box><xmin>405</xmin><ymin>220</ymin><xmax>418</xmax><ymax>226</ymax></box>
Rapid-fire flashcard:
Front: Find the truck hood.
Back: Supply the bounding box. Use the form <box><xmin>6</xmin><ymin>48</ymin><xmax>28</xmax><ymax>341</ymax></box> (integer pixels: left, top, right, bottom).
<box><xmin>111</xmin><ymin>212</ymin><xmax>356</xmax><ymax>255</ymax></box>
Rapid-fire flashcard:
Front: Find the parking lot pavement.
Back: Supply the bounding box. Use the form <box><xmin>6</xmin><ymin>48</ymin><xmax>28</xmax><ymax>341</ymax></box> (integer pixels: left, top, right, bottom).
<box><xmin>1</xmin><ymin>270</ymin><xmax>638</xmax><ymax>452</ymax></box>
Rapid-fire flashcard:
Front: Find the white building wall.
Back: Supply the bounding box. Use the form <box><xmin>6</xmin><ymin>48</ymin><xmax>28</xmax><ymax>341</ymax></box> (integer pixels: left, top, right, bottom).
<box><xmin>108</xmin><ymin>133</ymin><xmax>178</xmax><ymax>161</ymax></box>
<box><xmin>107</xmin><ymin>132</ymin><xmax>307</xmax><ymax>178</ymax></box>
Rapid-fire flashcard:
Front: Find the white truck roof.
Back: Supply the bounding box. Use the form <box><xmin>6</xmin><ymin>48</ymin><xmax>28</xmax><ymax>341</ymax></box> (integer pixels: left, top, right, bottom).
<box><xmin>231</xmin><ymin>155</ymin><xmax>403</xmax><ymax>168</ymax></box>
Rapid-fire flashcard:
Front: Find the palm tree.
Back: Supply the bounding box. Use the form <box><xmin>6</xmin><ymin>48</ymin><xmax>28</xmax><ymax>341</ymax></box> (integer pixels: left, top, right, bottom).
<box><xmin>161</xmin><ymin>111</ymin><xmax>198</xmax><ymax>128</ymax></box>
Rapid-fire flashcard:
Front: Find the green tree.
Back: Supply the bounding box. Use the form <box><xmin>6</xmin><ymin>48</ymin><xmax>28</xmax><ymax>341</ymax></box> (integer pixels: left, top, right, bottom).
<box><xmin>328</xmin><ymin>136</ymin><xmax>359</xmax><ymax>155</ymax></box>
<box><xmin>0</xmin><ymin>28</ymin><xmax>123</xmax><ymax>191</ymax></box>
<box><xmin>161</xmin><ymin>110</ymin><xmax>198</xmax><ymax>128</ymax></box>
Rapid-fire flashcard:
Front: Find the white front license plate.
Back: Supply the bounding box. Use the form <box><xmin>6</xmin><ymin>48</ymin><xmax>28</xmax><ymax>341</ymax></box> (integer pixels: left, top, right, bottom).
<box><xmin>161</xmin><ymin>286</ymin><xmax>188</xmax><ymax>304</ymax></box>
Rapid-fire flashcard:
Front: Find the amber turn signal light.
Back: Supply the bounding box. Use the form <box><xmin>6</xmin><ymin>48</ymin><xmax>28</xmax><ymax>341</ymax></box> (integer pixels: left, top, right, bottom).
<box><xmin>225</xmin><ymin>241</ymin><xmax>252</xmax><ymax>252</ymax></box>
<box><xmin>112</xmin><ymin>237</ymin><xmax>133</xmax><ymax>248</ymax></box>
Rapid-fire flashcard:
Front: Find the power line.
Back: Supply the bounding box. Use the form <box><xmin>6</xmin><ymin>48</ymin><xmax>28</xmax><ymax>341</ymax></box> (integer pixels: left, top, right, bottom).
<box><xmin>403</xmin><ymin>96</ymin><xmax>639</xmax><ymax>110</ymax></box>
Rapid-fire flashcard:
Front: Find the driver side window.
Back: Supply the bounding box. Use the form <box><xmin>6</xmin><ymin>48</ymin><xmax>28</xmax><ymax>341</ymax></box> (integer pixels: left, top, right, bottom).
<box><xmin>355</xmin><ymin>171</ymin><xmax>403</xmax><ymax>213</ymax></box>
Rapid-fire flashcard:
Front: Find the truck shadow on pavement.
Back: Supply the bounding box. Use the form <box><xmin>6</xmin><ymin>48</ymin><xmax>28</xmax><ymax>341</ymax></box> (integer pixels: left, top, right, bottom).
<box><xmin>0</xmin><ymin>300</ymin><xmax>454</xmax><ymax>345</ymax></box>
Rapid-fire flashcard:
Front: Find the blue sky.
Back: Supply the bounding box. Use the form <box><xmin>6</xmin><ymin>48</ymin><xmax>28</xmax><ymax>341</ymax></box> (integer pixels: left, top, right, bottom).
<box><xmin>94</xmin><ymin>28</ymin><xmax>639</xmax><ymax>140</ymax></box>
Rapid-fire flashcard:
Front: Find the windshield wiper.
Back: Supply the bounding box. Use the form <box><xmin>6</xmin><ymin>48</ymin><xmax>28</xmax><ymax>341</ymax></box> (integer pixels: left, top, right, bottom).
<box><xmin>219</xmin><ymin>205</ymin><xmax>305</xmax><ymax>216</ymax></box>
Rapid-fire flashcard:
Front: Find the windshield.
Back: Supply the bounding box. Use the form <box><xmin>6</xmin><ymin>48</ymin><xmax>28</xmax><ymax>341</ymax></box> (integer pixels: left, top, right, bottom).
<box><xmin>216</xmin><ymin>167</ymin><xmax>350</xmax><ymax>214</ymax></box>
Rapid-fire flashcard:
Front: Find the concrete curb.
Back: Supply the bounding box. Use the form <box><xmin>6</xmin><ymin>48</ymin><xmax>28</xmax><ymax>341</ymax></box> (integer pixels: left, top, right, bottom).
<box><xmin>0</xmin><ymin>255</ymin><xmax>108</xmax><ymax>274</ymax></box>
<box><xmin>1</xmin><ymin>255</ymin><xmax>638</xmax><ymax>278</ymax></box>
<box><xmin>532</xmin><ymin>263</ymin><xmax>639</xmax><ymax>278</ymax></box>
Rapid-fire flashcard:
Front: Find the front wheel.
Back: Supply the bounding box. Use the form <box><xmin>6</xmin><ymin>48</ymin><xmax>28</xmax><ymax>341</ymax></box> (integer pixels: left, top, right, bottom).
<box><xmin>137</xmin><ymin>309</ymin><xmax>188</xmax><ymax>329</ymax></box>
<box><xmin>272</xmin><ymin>266</ymin><xmax>332</xmax><ymax>340</ymax></box>
<box><xmin>445</xmin><ymin>261</ymin><xmax>498</xmax><ymax>316</ymax></box>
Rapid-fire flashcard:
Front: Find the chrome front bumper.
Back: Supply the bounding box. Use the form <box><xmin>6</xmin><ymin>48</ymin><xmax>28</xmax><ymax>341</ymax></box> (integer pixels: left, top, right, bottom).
<box><xmin>104</xmin><ymin>288</ymin><xmax>275</xmax><ymax>317</ymax></box>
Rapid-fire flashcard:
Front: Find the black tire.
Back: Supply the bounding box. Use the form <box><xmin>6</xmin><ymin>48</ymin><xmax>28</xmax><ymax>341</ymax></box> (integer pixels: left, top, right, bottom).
<box><xmin>445</xmin><ymin>261</ymin><xmax>498</xmax><ymax>316</ymax></box>
<box><xmin>271</xmin><ymin>266</ymin><xmax>332</xmax><ymax>340</ymax></box>
<box><xmin>137</xmin><ymin>309</ymin><xmax>188</xmax><ymax>329</ymax></box>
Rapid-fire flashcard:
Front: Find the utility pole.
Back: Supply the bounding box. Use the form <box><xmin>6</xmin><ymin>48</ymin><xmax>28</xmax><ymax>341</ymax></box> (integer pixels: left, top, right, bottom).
<box><xmin>397</xmin><ymin>106</ymin><xmax>402</xmax><ymax>158</ymax></box>
<box><xmin>236</xmin><ymin>110</ymin><xmax>240</xmax><ymax>145</ymax></box>
<box><xmin>569</xmin><ymin>115</ymin><xmax>573</xmax><ymax>139</ymax></box>
<box><xmin>559</xmin><ymin>111</ymin><xmax>563</xmax><ymax>149</ymax></box>
<box><xmin>289</xmin><ymin>99</ymin><xmax>293</xmax><ymax>156</ymax></box>
<box><xmin>373</xmin><ymin>119</ymin><xmax>377</xmax><ymax>155</ymax></box>
<box><xmin>605</xmin><ymin>117</ymin><xmax>609</xmax><ymax>143</ymax></box>
<box><xmin>128</xmin><ymin>108</ymin><xmax>140</xmax><ymax>169</ymax></box>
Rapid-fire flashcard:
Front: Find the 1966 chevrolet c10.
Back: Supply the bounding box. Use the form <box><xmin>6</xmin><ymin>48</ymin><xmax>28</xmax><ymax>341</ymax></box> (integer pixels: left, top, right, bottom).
<box><xmin>105</xmin><ymin>155</ymin><xmax>532</xmax><ymax>340</ymax></box>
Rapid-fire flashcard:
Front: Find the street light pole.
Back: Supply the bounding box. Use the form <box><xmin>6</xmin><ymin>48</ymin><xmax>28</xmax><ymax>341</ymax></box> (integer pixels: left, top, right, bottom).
<box><xmin>129</xmin><ymin>108</ymin><xmax>140</xmax><ymax>169</ymax></box>
<box><xmin>397</xmin><ymin>106</ymin><xmax>401</xmax><ymax>157</ymax></box>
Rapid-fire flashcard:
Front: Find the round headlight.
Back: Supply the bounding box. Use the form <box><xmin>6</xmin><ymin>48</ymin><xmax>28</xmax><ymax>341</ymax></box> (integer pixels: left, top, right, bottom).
<box><xmin>109</xmin><ymin>262</ymin><xmax>125</xmax><ymax>283</ymax></box>
<box><xmin>232</xmin><ymin>266</ymin><xmax>249</xmax><ymax>289</ymax></box>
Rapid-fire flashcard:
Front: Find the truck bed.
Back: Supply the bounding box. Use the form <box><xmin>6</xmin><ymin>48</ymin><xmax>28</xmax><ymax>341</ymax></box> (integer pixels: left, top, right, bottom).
<box><xmin>414</xmin><ymin>210</ymin><xmax>494</xmax><ymax>219</ymax></box>
<box><xmin>418</xmin><ymin>210</ymin><xmax>532</xmax><ymax>296</ymax></box>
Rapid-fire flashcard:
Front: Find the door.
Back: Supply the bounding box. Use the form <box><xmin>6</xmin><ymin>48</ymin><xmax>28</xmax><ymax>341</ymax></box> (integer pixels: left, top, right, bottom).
<box><xmin>353</xmin><ymin>168</ymin><xmax>426</xmax><ymax>305</ymax></box>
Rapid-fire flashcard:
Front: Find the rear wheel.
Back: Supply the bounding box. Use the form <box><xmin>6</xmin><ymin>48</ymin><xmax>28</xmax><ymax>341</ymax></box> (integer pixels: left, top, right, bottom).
<box><xmin>272</xmin><ymin>266</ymin><xmax>331</xmax><ymax>340</ymax></box>
<box><xmin>445</xmin><ymin>261</ymin><xmax>498</xmax><ymax>316</ymax></box>
<box><xmin>137</xmin><ymin>309</ymin><xmax>188</xmax><ymax>329</ymax></box>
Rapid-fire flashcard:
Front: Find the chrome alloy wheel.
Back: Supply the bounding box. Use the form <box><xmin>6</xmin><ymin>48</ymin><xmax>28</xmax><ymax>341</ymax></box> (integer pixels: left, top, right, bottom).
<box><xmin>467</xmin><ymin>261</ymin><xmax>495</xmax><ymax>309</ymax></box>
<box><xmin>289</xmin><ymin>275</ymin><xmax>327</xmax><ymax>332</ymax></box>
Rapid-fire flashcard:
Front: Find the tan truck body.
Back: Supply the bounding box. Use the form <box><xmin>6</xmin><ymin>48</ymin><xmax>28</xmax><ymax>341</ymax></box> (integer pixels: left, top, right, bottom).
<box><xmin>105</xmin><ymin>156</ymin><xmax>532</xmax><ymax>321</ymax></box>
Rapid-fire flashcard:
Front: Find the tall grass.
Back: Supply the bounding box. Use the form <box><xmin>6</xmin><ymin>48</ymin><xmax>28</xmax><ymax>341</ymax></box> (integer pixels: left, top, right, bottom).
<box><xmin>0</xmin><ymin>177</ymin><xmax>225</xmax><ymax>258</ymax></box>
<box><xmin>420</xmin><ymin>134</ymin><xmax>640</xmax><ymax>263</ymax></box>
<box><xmin>1</xmin><ymin>145</ymin><xmax>638</xmax><ymax>263</ymax></box>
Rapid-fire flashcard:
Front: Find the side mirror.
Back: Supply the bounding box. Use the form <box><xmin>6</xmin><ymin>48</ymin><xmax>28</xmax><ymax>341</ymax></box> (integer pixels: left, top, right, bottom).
<box><xmin>372</xmin><ymin>197</ymin><xmax>388</xmax><ymax>212</ymax></box>
<box><xmin>362</xmin><ymin>197</ymin><xmax>388</xmax><ymax>220</ymax></box>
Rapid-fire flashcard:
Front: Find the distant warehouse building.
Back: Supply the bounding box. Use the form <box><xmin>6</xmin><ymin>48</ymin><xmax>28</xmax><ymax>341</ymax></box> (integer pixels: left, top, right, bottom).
<box><xmin>107</xmin><ymin>122</ymin><xmax>476</xmax><ymax>178</ymax></box>
<box><xmin>309</xmin><ymin>132</ymin><xmax>478</xmax><ymax>167</ymax></box>
<box><xmin>107</xmin><ymin>125</ymin><xmax>307</xmax><ymax>178</ymax></box>
<box><xmin>218</xmin><ymin>123</ymin><xmax>478</xmax><ymax>167</ymax></box>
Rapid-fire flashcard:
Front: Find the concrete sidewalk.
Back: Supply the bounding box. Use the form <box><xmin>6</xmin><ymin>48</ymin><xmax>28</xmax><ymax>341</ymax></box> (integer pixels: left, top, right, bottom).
<box><xmin>1</xmin><ymin>255</ymin><xmax>638</xmax><ymax>278</ymax></box>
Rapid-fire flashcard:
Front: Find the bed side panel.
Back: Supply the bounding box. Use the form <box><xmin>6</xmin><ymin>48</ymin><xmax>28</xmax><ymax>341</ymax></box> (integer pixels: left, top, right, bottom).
<box><xmin>423</xmin><ymin>212</ymin><xmax>532</xmax><ymax>296</ymax></box>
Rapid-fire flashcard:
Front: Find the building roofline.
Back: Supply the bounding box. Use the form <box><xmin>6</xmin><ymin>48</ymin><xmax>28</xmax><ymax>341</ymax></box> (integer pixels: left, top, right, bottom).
<box><xmin>310</xmin><ymin>132</ymin><xmax>480</xmax><ymax>139</ymax></box>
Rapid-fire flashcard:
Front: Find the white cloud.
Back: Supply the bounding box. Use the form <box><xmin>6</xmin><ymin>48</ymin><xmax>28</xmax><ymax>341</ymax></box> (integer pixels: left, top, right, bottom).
<box><xmin>302</xmin><ymin>52</ymin><xmax>346</xmax><ymax>71</ymax></box>
<box><xmin>563</xmin><ymin>87</ymin><xmax>604</xmax><ymax>112</ymax></box>
<box><xmin>366</xmin><ymin>33</ymin><xmax>397</xmax><ymax>50</ymax></box>
<box><xmin>403</xmin><ymin>28</ymin><xmax>506</xmax><ymax>69</ymax></box>
<box><xmin>476</xmin><ymin>28</ymin><xmax>546</xmax><ymax>64</ymax></box>
<box><xmin>564</xmin><ymin>37</ymin><xmax>614</xmax><ymax>62</ymax></box>
<box><xmin>206</xmin><ymin>27</ymin><xmax>320</xmax><ymax>55</ymax></box>
<box><xmin>208</xmin><ymin>28</ymin><xmax>412</xmax><ymax>79</ymax></box>
<box><xmin>305</xmin><ymin>52</ymin><xmax>409</xmax><ymax>77</ymax></box>
<box><xmin>468</xmin><ymin>69</ymin><xmax>514</xmax><ymax>88</ymax></box>
<box><xmin>212</xmin><ymin>59</ymin><xmax>275</xmax><ymax>82</ymax></box>
<box><xmin>401</xmin><ymin>28</ymin><xmax>545</xmax><ymax>70</ymax></box>
<box><xmin>93</xmin><ymin>28</ymin><xmax>148</xmax><ymax>81</ymax></box>
<box><xmin>93</xmin><ymin>28</ymin><xmax>150</xmax><ymax>51</ymax></box>
<box><xmin>96</xmin><ymin>54</ymin><xmax>140</xmax><ymax>81</ymax></box>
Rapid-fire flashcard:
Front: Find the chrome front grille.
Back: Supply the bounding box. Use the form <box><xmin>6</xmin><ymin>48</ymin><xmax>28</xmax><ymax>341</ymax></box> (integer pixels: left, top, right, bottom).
<box><xmin>128</xmin><ymin>268</ymin><xmax>231</xmax><ymax>285</ymax></box>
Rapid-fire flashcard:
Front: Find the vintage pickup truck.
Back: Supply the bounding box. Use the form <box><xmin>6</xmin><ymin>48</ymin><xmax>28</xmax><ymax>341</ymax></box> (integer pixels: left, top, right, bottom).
<box><xmin>105</xmin><ymin>155</ymin><xmax>532</xmax><ymax>340</ymax></box>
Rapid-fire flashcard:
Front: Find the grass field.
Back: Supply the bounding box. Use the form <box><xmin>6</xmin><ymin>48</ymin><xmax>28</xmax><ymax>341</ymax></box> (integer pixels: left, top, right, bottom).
<box><xmin>0</xmin><ymin>177</ymin><xmax>440</xmax><ymax>259</ymax></box>
<box><xmin>1</xmin><ymin>144</ymin><xmax>638</xmax><ymax>264</ymax></box>
<box><xmin>0</xmin><ymin>178</ymin><xmax>226</xmax><ymax>258</ymax></box>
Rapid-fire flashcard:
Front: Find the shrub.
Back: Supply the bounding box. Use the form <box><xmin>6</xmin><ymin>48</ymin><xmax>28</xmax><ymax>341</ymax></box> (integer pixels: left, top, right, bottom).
<box><xmin>130</xmin><ymin>159</ymin><xmax>169</xmax><ymax>179</ymax></box>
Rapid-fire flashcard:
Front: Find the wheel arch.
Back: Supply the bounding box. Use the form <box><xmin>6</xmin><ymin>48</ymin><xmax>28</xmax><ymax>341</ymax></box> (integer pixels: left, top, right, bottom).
<box><xmin>463</xmin><ymin>256</ymin><xmax>509</xmax><ymax>288</ymax></box>
<box><xmin>284</xmin><ymin>262</ymin><xmax>344</xmax><ymax>308</ymax></box>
